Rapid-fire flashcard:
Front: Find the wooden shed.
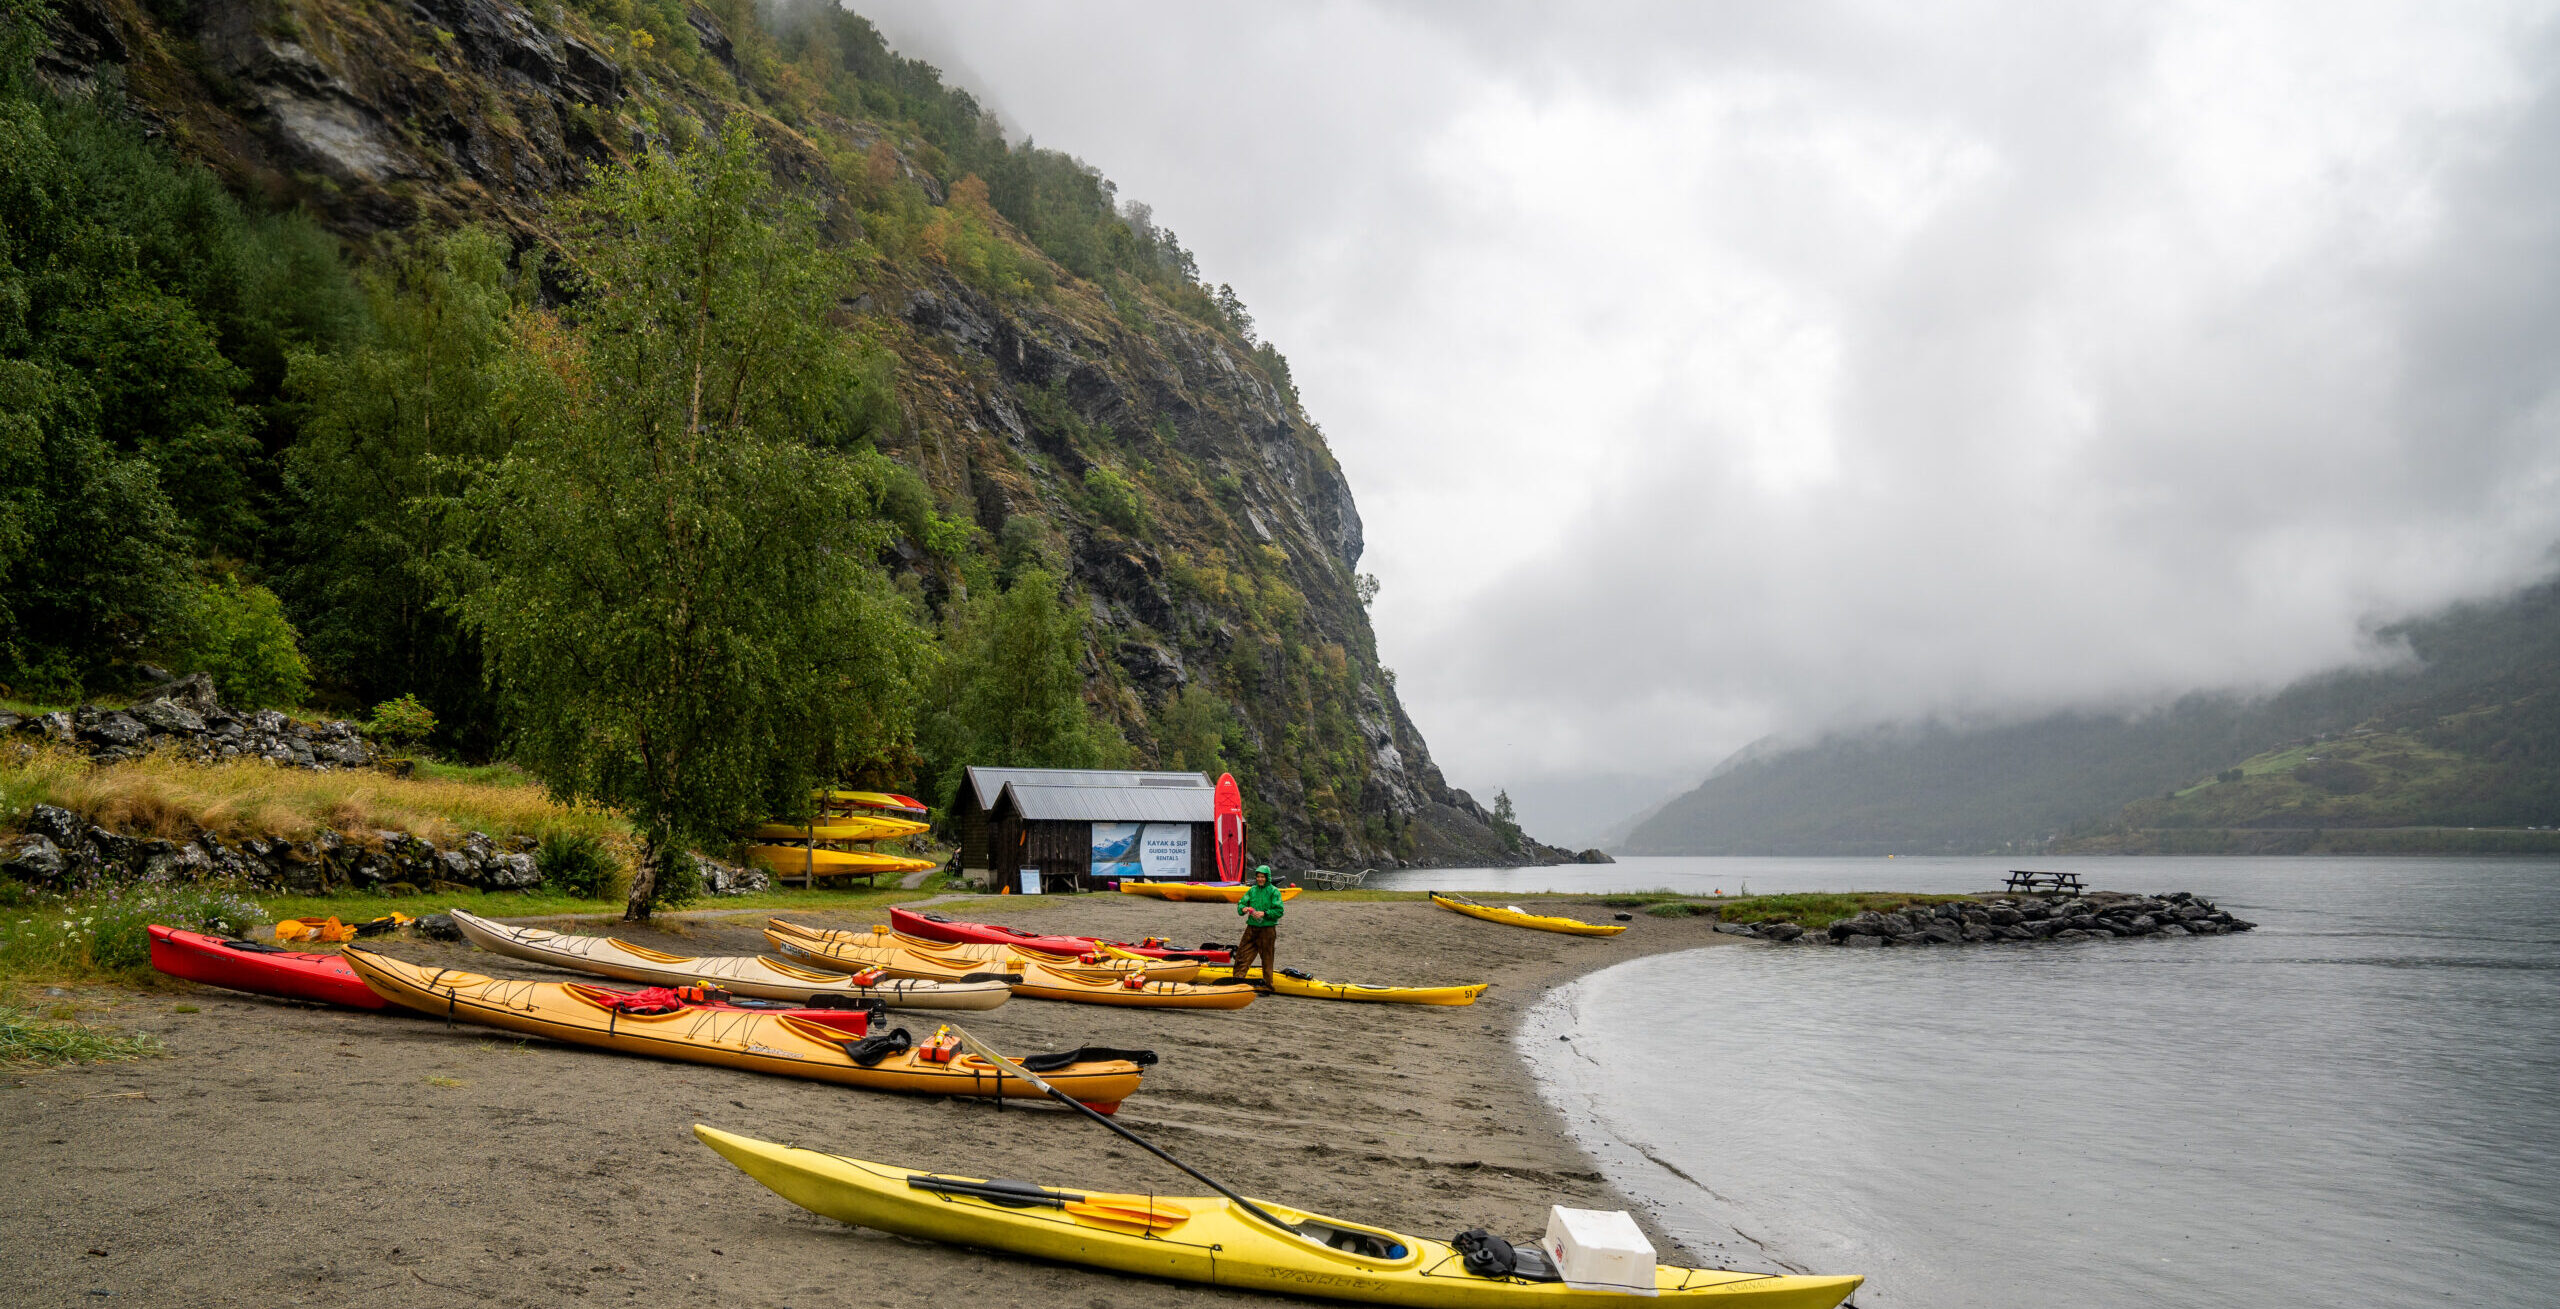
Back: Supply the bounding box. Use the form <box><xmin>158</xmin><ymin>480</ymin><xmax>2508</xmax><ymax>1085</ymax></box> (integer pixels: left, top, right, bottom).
<box><xmin>950</xmin><ymin>767</ymin><xmax>1218</xmax><ymax>893</ymax></box>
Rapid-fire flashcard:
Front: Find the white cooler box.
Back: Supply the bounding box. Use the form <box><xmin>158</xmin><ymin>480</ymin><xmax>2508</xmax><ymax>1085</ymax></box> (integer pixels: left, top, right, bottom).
<box><xmin>1541</xmin><ymin>1206</ymin><xmax>1658</xmax><ymax>1296</ymax></box>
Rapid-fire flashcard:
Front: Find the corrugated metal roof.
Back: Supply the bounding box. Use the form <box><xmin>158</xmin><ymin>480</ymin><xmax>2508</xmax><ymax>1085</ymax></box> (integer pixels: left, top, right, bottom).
<box><xmin>962</xmin><ymin>766</ymin><xmax>1209</xmax><ymax>811</ymax></box>
<box><xmin>998</xmin><ymin>783</ymin><xmax>1215</xmax><ymax>823</ymax></box>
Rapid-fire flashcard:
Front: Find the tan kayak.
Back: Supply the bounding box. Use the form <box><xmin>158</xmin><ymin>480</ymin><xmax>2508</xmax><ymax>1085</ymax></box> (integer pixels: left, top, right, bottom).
<box><xmin>763</xmin><ymin>926</ymin><xmax>1252</xmax><ymax>1009</ymax></box>
<box><xmin>764</xmin><ymin>920</ymin><xmax>1200</xmax><ymax>983</ymax></box>
<box><xmin>446</xmin><ymin>909</ymin><xmax>1010</xmax><ymax>1010</ymax></box>
<box><xmin>343</xmin><ymin>949</ymin><xmax>1144</xmax><ymax>1109</ymax></box>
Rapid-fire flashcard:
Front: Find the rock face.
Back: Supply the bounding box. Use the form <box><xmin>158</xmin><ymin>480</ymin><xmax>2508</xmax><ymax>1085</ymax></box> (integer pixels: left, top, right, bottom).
<box><xmin>8</xmin><ymin>673</ymin><xmax>378</xmax><ymax>769</ymax></box>
<box><xmin>1821</xmin><ymin>891</ymin><xmax>2255</xmax><ymax>948</ymax></box>
<box><xmin>36</xmin><ymin>0</ymin><xmax>1562</xmax><ymax>870</ymax></box>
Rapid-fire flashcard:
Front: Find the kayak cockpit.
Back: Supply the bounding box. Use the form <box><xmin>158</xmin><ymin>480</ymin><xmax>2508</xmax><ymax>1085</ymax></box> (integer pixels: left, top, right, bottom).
<box><xmin>1251</xmin><ymin>1205</ymin><xmax>1421</xmax><ymax>1267</ymax></box>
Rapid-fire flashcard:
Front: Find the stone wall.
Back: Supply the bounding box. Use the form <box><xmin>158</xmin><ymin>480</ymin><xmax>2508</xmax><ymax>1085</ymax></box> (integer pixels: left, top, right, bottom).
<box><xmin>1825</xmin><ymin>891</ymin><xmax>2256</xmax><ymax>947</ymax></box>
<box><xmin>1</xmin><ymin>673</ymin><xmax>375</xmax><ymax>768</ymax></box>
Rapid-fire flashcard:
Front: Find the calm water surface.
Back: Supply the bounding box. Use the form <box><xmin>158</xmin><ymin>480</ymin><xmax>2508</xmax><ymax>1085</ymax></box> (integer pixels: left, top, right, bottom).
<box><xmin>1436</xmin><ymin>857</ymin><xmax>2560</xmax><ymax>1309</ymax></box>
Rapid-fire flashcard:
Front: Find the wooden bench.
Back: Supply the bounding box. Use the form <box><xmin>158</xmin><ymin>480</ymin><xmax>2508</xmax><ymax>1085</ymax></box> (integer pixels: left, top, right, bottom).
<box><xmin>2004</xmin><ymin>869</ymin><xmax>2086</xmax><ymax>894</ymax></box>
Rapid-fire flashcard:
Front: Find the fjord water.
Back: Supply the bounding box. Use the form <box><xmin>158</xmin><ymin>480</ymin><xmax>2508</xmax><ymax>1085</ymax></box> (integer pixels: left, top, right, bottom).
<box><xmin>1464</xmin><ymin>857</ymin><xmax>2559</xmax><ymax>1309</ymax></box>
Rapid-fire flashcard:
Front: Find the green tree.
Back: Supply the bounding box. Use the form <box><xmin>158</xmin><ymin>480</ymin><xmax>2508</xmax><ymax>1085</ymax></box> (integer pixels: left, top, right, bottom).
<box><xmin>164</xmin><ymin>572</ymin><xmax>312</xmax><ymax>709</ymax></box>
<box><xmin>1155</xmin><ymin>683</ymin><xmax>1237</xmax><ymax>775</ymax></box>
<box><xmin>1492</xmin><ymin>788</ymin><xmax>1523</xmax><ymax>855</ymax></box>
<box><xmin>918</xmin><ymin>566</ymin><xmax>1125</xmax><ymax>804</ymax></box>
<box><xmin>283</xmin><ymin>228</ymin><xmax>531</xmax><ymax>751</ymax></box>
<box><xmin>454</xmin><ymin>118</ymin><xmax>922</xmax><ymax>921</ymax></box>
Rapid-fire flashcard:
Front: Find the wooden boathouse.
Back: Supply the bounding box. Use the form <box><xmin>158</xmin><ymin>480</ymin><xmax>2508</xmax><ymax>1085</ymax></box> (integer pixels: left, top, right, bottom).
<box><xmin>950</xmin><ymin>767</ymin><xmax>1219</xmax><ymax>893</ymax></box>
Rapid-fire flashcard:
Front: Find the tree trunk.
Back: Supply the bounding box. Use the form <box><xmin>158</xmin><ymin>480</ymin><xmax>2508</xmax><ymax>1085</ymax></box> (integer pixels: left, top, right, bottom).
<box><xmin>624</xmin><ymin>835</ymin><xmax>661</xmax><ymax>922</ymax></box>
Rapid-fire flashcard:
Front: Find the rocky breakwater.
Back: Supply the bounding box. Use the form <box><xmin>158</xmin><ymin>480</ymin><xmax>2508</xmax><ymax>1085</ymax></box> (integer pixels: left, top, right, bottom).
<box><xmin>1</xmin><ymin>673</ymin><xmax>374</xmax><ymax>769</ymax></box>
<box><xmin>1826</xmin><ymin>892</ymin><xmax>2256</xmax><ymax>948</ymax></box>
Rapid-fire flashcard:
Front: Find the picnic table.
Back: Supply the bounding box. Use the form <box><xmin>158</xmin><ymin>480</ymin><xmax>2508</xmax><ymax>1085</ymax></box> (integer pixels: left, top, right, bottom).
<box><xmin>2003</xmin><ymin>869</ymin><xmax>2086</xmax><ymax>894</ymax></box>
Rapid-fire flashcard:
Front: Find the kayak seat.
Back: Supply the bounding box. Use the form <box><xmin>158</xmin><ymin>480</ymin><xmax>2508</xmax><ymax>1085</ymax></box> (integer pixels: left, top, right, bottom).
<box><xmin>1295</xmin><ymin>1220</ymin><xmax>1408</xmax><ymax>1261</ymax></box>
<box><xmin>1281</xmin><ymin>967</ymin><xmax>1314</xmax><ymax>981</ymax></box>
<box><xmin>846</xmin><ymin>1027</ymin><xmax>913</xmax><ymax>1067</ymax></box>
<box><xmin>219</xmin><ymin>938</ymin><xmax>293</xmax><ymax>954</ymax></box>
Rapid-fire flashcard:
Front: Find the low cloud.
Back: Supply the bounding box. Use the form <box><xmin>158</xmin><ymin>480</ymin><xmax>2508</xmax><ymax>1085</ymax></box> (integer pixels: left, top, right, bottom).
<box><xmin>855</xmin><ymin>2</ymin><xmax>2560</xmax><ymax>844</ymax></box>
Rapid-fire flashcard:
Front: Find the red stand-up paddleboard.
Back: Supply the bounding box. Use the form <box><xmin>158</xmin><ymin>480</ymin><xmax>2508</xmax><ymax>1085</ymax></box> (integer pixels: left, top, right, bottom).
<box><xmin>1214</xmin><ymin>772</ymin><xmax>1246</xmax><ymax>883</ymax></box>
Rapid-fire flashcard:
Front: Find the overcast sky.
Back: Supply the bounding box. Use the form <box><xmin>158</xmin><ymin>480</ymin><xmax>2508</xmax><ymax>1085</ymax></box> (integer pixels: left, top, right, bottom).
<box><xmin>854</xmin><ymin>1</ymin><xmax>2560</xmax><ymax>845</ymax></box>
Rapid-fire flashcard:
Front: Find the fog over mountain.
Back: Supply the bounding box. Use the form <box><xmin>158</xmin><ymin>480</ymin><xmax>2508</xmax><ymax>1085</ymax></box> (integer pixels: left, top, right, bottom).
<box><xmin>861</xmin><ymin>1</ymin><xmax>2560</xmax><ymax>846</ymax></box>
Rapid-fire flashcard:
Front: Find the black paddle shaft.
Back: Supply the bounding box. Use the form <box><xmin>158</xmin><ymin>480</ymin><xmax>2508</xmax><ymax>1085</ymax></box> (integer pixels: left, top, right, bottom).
<box><xmin>946</xmin><ymin>1023</ymin><xmax>1296</xmax><ymax>1234</ymax></box>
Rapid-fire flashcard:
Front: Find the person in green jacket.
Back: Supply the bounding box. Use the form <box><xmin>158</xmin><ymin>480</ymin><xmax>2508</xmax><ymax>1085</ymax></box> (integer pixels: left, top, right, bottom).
<box><xmin>1233</xmin><ymin>866</ymin><xmax>1286</xmax><ymax>988</ymax></box>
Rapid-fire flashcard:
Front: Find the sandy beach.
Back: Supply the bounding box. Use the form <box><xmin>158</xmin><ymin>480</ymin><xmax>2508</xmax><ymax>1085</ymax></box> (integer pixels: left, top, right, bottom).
<box><xmin>1</xmin><ymin>893</ymin><xmax>1742</xmax><ymax>1308</ymax></box>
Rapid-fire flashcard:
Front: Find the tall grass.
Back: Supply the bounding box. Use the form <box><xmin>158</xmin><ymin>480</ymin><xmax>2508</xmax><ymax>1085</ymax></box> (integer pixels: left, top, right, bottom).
<box><xmin>1</xmin><ymin>745</ymin><xmax>623</xmax><ymax>846</ymax></box>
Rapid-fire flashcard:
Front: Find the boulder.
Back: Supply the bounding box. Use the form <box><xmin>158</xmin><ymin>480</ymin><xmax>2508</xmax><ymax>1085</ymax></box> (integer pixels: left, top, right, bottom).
<box><xmin>1573</xmin><ymin>848</ymin><xmax>1615</xmax><ymax>864</ymax></box>
<box><xmin>1839</xmin><ymin>933</ymin><xmax>1884</xmax><ymax>948</ymax></box>
<box><xmin>1921</xmin><ymin>924</ymin><xmax>1963</xmax><ymax>945</ymax></box>
<box><xmin>130</xmin><ymin>698</ymin><xmax>205</xmax><ymax>736</ymax></box>
<box><xmin>414</xmin><ymin>913</ymin><xmax>464</xmax><ymax>942</ymax></box>
<box><xmin>27</xmin><ymin>804</ymin><xmax>82</xmax><ymax>846</ymax></box>
<box><xmin>3</xmin><ymin>834</ymin><xmax>66</xmax><ymax>886</ymax></box>
<box><xmin>1712</xmin><ymin>922</ymin><xmax>1754</xmax><ymax>936</ymax></box>
<box><xmin>483</xmin><ymin>852</ymin><xmax>541</xmax><ymax>890</ymax></box>
<box><xmin>696</xmin><ymin>855</ymin><xmax>768</xmax><ymax>897</ymax></box>
<box><xmin>1753</xmin><ymin>921</ymin><xmax>1805</xmax><ymax>942</ymax></box>
<box><xmin>132</xmin><ymin>671</ymin><xmax>223</xmax><ymax>715</ymax></box>
<box><xmin>82</xmin><ymin>711</ymin><xmax>149</xmax><ymax>748</ymax></box>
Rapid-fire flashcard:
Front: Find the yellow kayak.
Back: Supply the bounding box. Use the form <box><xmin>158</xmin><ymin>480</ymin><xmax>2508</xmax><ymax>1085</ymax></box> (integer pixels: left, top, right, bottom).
<box><xmin>344</xmin><ymin>950</ymin><xmax>1146</xmax><ymax>1109</ymax></box>
<box><xmin>1430</xmin><ymin>893</ymin><xmax>1627</xmax><ymax>937</ymax></box>
<box><xmin>694</xmin><ymin>1126</ymin><xmax>1862</xmax><ymax>1307</ymax></box>
<box><xmin>446</xmin><ymin>909</ymin><xmax>1010</xmax><ymax>1010</ymax></box>
<box><xmin>764</xmin><ymin>920</ymin><xmax>1199</xmax><ymax>982</ymax></box>
<box><xmin>1119</xmin><ymin>882</ymin><xmax>1302</xmax><ymax>902</ymax></box>
<box><xmin>1198</xmin><ymin>964</ymin><xmax>1488</xmax><ymax>1007</ymax></box>
<box><xmin>747</xmin><ymin>846</ymin><xmax>940</xmax><ymax>877</ymax></box>
<box><xmin>752</xmin><ymin>817</ymin><xmax>931</xmax><ymax>842</ymax></box>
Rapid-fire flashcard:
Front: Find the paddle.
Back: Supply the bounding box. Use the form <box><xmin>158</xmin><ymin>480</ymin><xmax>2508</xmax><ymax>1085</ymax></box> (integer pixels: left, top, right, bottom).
<box><xmin>941</xmin><ymin>1020</ymin><xmax>1297</xmax><ymax>1234</ymax></box>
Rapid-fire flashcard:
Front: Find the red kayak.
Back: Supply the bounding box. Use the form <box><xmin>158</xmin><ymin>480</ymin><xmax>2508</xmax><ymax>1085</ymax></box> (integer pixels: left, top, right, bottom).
<box><xmin>145</xmin><ymin>925</ymin><xmax>876</xmax><ymax>1032</ymax></box>
<box><xmin>889</xmin><ymin>906</ymin><xmax>1231</xmax><ymax>963</ymax></box>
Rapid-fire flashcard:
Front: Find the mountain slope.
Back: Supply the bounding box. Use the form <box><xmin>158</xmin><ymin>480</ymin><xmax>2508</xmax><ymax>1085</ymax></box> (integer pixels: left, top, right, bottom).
<box><xmin>1624</xmin><ymin>578</ymin><xmax>2560</xmax><ymax>855</ymax></box>
<box><xmin>34</xmin><ymin>0</ymin><xmax>1564</xmax><ymax>866</ymax></box>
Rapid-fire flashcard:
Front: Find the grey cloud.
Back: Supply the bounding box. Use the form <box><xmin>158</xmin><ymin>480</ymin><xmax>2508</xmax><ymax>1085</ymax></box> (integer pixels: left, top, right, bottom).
<box><xmin>847</xmin><ymin>2</ymin><xmax>2560</xmax><ymax>842</ymax></box>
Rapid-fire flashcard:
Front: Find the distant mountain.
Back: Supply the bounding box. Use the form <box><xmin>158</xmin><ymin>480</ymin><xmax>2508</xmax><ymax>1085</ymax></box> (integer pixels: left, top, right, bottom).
<box><xmin>1621</xmin><ymin>578</ymin><xmax>2560</xmax><ymax>856</ymax></box>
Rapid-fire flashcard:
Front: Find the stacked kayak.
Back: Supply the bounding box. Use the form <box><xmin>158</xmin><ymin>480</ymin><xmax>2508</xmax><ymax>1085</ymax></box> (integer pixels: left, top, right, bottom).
<box><xmin>694</xmin><ymin>1126</ymin><xmax>1866</xmax><ymax>1306</ymax></box>
<box><xmin>767</xmin><ymin>924</ymin><xmax>1255</xmax><ymax>1010</ymax></box>
<box><xmin>751</xmin><ymin>816</ymin><xmax>929</xmax><ymax>843</ymax></box>
<box><xmin>1199</xmin><ymin>964</ymin><xmax>1489</xmax><ymax>1007</ymax></box>
<box><xmin>1430</xmin><ymin>893</ymin><xmax>1628</xmax><ymax>938</ymax></box>
<box><xmin>345</xmin><ymin>949</ymin><xmax>1147</xmax><ymax>1109</ymax></box>
<box><xmin>448</xmin><ymin>909</ymin><xmax>1010</xmax><ymax>1009</ymax></box>
<box><xmin>891</xmin><ymin>906</ymin><xmax>1232</xmax><ymax>964</ymax></box>
<box><xmin>147</xmin><ymin>924</ymin><xmax>390</xmax><ymax>1009</ymax></box>
<box><xmin>763</xmin><ymin>920</ymin><xmax>1201</xmax><ymax>982</ymax></box>
<box><xmin>1119</xmin><ymin>882</ymin><xmax>1304</xmax><ymax>904</ymax></box>
<box><xmin>746</xmin><ymin>846</ymin><xmax>940</xmax><ymax>879</ymax></box>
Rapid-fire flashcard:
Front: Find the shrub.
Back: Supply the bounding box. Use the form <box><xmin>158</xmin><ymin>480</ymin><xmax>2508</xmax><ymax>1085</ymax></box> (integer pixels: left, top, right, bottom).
<box><xmin>168</xmin><ymin>575</ymin><xmax>312</xmax><ymax>708</ymax></box>
<box><xmin>537</xmin><ymin>832</ymin><xmax>619</xmax><ymax>900</ymax></box>
<box><xmin>647</xmin><ymin>853</ymin><xmax>703</xmax><ymax>912</ymax></box>
<box><xmin>364</xmin><ymin>694</ymin><xmax>438</xmax><ymax>753</ymax></box>
<box><xmin>1082</xmin><ymin>466</ymin><xmax>1145</xmax><ymax>533</ymax></box>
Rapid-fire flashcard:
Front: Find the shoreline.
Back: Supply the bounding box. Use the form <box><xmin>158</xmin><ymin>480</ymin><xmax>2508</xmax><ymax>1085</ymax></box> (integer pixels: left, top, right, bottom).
<box><xmin>1</xmin><ymin>892</ymin><xmax>1751</xmax><ymax>1306</ymax></box>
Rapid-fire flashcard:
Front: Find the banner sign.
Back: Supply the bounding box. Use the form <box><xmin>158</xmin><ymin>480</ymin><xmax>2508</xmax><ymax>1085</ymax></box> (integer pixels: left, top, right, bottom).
<box><xmin>1139</xmin><ymin>823</ymin><xmax>1192</xmax><ymax>880</ymax></box>
<box><xmin>1092</xmin><ymin>823</ymin><xmax>1143</xmax><ymax>879</ymax></box>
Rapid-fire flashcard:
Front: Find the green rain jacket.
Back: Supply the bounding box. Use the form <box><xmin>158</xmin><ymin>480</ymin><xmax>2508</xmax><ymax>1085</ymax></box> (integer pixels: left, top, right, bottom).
<box><xmin>1237</xmin><ymin>883</ymin><xmax>1287</xmax><ymax>926</ymax></box>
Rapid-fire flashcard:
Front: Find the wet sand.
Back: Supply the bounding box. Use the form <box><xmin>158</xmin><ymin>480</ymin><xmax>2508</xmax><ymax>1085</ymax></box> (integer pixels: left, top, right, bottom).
<box><xmin>0</xmin><ymin>893</ymin><xmax>1740</xmax><ymax>1307</ymax></box>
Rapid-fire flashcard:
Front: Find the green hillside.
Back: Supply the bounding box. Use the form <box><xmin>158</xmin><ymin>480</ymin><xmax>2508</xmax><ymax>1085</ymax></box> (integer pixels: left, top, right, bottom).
<box><xmin>1624</xmin><ymin>579</ymin><xmax>2560</xmax><ymax>855</ymax></box>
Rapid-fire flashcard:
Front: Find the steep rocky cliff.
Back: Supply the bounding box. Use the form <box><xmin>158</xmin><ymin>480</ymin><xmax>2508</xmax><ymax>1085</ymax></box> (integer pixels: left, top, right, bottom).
<box><xmin>38</xmin><ymin>0</ymin><xmax>1571</xmax><ymax>866</ymax></box>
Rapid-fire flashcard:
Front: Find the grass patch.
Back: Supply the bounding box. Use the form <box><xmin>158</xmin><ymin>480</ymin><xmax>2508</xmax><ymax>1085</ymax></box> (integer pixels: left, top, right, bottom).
<box><xmin>1639</xmin><ymin>892</ymin><xmax>1978</xmax><ymax>929</ymax></box>
<box><xmin>0</xmin><ymin>1003</ymin><xmax>164</xmax><ymax>1070</ymax></box>
<box><xmin>0</xmin><ymin>745</ymin><xmax>623</xmax><ymax>848</ymax></box>
<box><xmin>0</xmin><ymin>883</ymin><xmax>267</xmax><ymax>984</ymax></box>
